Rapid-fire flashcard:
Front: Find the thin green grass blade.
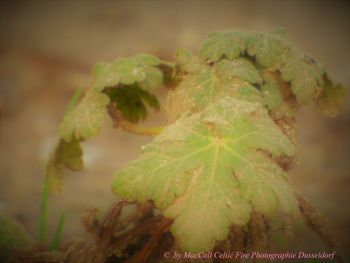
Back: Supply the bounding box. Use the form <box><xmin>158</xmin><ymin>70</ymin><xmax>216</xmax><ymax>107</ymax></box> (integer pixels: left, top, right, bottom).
<box><xmin>63</xmin><ymin>88</ymin><xmax>82</xmax><ymax>117</ymax></box>
<box><xmin>39</xmin><ymin>180</ymin><xmax>49</xmax><ymax>243</ymax></box>
<box><xmin>49</xmin><ymin>212</ymin><xmax>65</xmax><ymax>251</ymax></box>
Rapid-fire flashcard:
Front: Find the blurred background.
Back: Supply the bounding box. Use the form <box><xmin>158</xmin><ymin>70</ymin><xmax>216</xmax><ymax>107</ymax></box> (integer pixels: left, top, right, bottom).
<box><xmin>0</xmin><ymin>0</ymin><xmax>349</xmax><ymax>252</ymax></box>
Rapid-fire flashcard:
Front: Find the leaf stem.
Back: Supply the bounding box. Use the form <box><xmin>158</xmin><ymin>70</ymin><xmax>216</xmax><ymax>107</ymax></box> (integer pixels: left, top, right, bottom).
<box><xmin>117</xmin><ymin>120</ymin><xmax>163</xmax><ymax>136</ymax></box>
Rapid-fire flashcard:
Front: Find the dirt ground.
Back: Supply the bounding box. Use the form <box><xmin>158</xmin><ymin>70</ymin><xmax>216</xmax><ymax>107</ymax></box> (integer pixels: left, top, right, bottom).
<box><xmin>0</xmin><ymin>0</ymin><xmax>349</xmax><ymax>253</ymax></box>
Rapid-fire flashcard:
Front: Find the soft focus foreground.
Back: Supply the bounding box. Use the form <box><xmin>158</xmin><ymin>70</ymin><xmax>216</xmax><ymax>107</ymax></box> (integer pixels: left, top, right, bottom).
<box><xmin>0</xmin><ymin>0</ymin><xmax>349</xmax><ymax>252</ymax></box>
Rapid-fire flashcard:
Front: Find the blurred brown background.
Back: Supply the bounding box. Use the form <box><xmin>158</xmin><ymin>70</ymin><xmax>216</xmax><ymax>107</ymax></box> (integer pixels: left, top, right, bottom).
<box><xmin>0</xmin><ymin>0</ymin><xmax>349</xmax><ymax>251</ymax></box>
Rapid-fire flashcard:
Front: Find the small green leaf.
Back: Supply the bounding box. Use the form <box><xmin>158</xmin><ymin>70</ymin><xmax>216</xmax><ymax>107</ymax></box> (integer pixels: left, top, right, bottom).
<box><xmin>110</xmin><ymin>58</ymin><xmax>146</xmax><ymax>85</ymax></box>
<box><xmin>199</xmin><ymin>31</ymin><xmax>249</xmax><ymax>62</ymax></box>
<box><xmin>175</xmin><ymin>48</ymin><xmax>193</xmax><ymax>66</ymax></box>
<box><xmin>112</xmin><ymin>96</ymin><xmax>298</xmax><ymax>252</ymax></box>
<box><xmin>59</xmin><ymin>140</ymin><xmax>83</xmax><ymax>171</ymax></box>
<box><xmin>260</xmin><ymin>74</ymin><xmax>295</xmax><ymax>117</ymax></box>
<box><xmin>138</xmin><ymin>66</ymin><xmax>163</xmax><ymax>90</ymax></box>
<box><xmin>175</xmin><ymin>48</ymin><xmax>204</xmax><ymax>74</ymax></box>
<box><xmin>60</xmin><ymin>88</ymin><xmax>109</xmax><ymax>142</ymax></box>
<box><xmin>316</xmin><ymin>76</ymin><xmax>346</xmax><ymax>117</ymax></box>
<box><xmin>133</xmin><ymin>53</ymin><xmax>161</xmax><ymax>66</ymax></box>
<box><xmin>105</xmin><ymin>85</ymin><xmax>160</xmax><ymax>123</ymax></box>
<box><xmin>92</xmin><ymin>53</ymin><xmax>163</xmax><ymax>91</ymax></box>
<box><xmin>247</xmin><ymin>30</ymin><xmax>293</xmax><ymax>70</ymax></box>
<box><xmin>92</xmin><ymin>63</ymin><xmax>120</xmax><ymax>92</ymax></box>
<box><xmin>280</xmin><ymin>55</ymin><xmax>323</xmax><ymax>104</ymax></box>
<box><xmin>46</xmin><ymin>139</ymin><xmax>83</xmax><ymax>193</ymax></box>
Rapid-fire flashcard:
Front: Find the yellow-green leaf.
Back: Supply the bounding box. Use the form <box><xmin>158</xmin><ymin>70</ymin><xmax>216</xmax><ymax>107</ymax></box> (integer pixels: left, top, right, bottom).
<box><xmin>167</xmin><ymin>59</ymin><xmax>262</xmax><ymax>122</ymax></box>
<box><xmin>316</xmin><ymin>76</ymin><xmax>346</xmax><ymax>117</ymax></box>
<box><xmin>199</xmin><ymin>31</ymin><xmax>249</xmax><ymax>63</ymax></box>
<box><xmin>105</xmin><ymin>85</ymin><xmax>160</xmax><ymax>123</ymax></box>
<box><xmin>92</xmin><ymin>53</ymin><xmax>163</xmax><ymax>91</ymax></box>
<box><xmin>112</xmin><ymin>96</ymin><xmax>298</xmax><ymax>252</ymax></box>
<box><xmin>60</xmin><ymin>88</ymin><xmax>109</xmax><ymax>142</ymax></box>
<box><xmin>45</xmin><ymin>139</ymin><xmax>83</xmax><ymax>193</ymax></box>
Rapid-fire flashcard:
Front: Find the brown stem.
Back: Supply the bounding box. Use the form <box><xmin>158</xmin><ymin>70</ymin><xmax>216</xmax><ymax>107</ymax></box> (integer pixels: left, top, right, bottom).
<box><xmin>81</xmin><ymin>207</ymin><xmax>102</xmax><ymax>240</ymax></box>
<box><xmin>107</xmin><ymin>215</ymin><xmax>163</xmax><ymax>256</ymax></box>
<box><xmin>247</xmin><ymin>211</ymin><xmax>269</xmax><ymax>252</ymax></box>
<box><xmin>99</xmin><ymin>200</ymin><xmax>128</xmax><ymax>249</ymax></box>
<box><xmin>124</xmin><ymin>217</ymin><xmax>173</xmax><ymax>263</ymax></box>
<box><xmin>230</xmin><ymin>226</ymin><xmax>246</xmax><ymax>253</ymax></box>
<box><xmin>297</xmin><ymin>194</ymin><xmax>342</xmax><ymax>248</ymax></box>
<box><xmin>214</xmin><ymin>225</ymin><xmax>245</xmax><ymax>263</ymax></box>
<box><xmin>297</xmin><ymin>194</ymin><xmax>347</xmax><ymax>263</ymax></box>
<box><xmin>114</xmin><ymin>201</ymin><xmax>154</xmax><ymax>235</ymax></box>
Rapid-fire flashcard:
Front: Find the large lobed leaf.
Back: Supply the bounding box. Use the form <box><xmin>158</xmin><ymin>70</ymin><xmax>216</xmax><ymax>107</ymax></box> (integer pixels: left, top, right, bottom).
<box><xmin>112</xmin><ymin>96</ymin><xmax>298</xmax><ymax>252</ymax></box>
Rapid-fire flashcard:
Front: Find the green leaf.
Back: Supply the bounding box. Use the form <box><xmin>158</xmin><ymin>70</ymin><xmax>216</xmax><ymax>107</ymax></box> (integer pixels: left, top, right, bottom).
<box><xmin>175</xmin><ymin>48</ymin><xmax>204</xmax><ymax>74</ymax></box>
<box><xmin>247</xmin><ymin>29</ymin><xmax>293</xmax><ymax>70</ymax></box>
<box><xmin>280</xmin><ymin>55</ymin><xmax>324</xmax><ymax>104</ymax></box>
<box><xmin>316</xmin><ymin>76</ymin><xmax>346</xmax><ymax>117</ymax></box>
<box><xmin>108</xmin><ymin>58</ymin><xmax>144</xmax><ymax>85</ymax></box>
<box><xmin>138</xmin><ymin>66</ymin><xmax>163</xmax><ymax>90</ymax></box>
<box><xmin>166</xmin><ymin>58</ymin><xmax>262</xmax><ymax>122</ymax></box>
<box><xmin>199</xmin><ymin>29</ymin><xmax>341</xmax><ymax>107</ymax></box>
<box><xmin>91</xmin><ymin>63</ymin><xmax>119</xmax><ymax>92</ymax></box>
<box><xmin>112</xmin><ymin>96</ymin><xmax>298</xmax><ymax>252</ymax></box>
<box><xmin>215</xmin><ymin>58</ymin><xmax>262</xmax><ymax>85</ymax></box>
<box><xmin>60</xmin><ymin>88</ymin><xmax>109</xmax><ymax>142</ymax></box>
<box><xmin>261</xmin><ymin>82</ymin><xmax>284</xmax><ymax>110</ymax></box>
<box><xmin>247</xmin><ymin>29</ymin><xmax>324</xmax><ymax>104</ymax></box>
<box><xmin>260</xmin><ymin>73</ymin><xmax>296</xmax><ymax>117</ymax></box>
<box><xmin>92</xmin><ymin>53</ymin><xmax>163</xmax><ymax>91</ymax></box>
<box><xmin>46</xmin><ymin>139</ymin><xmax>83</xmax><ymax>193</ymax></box>
<box><xmin>199</xmin><ymin>31</ymin><xmax>249</xmax><ymax>63</ymax></box>
<box><xmin>105</xmin><ymin>85</ymin><xmax>160</xmax><ymax>123</ymax></box>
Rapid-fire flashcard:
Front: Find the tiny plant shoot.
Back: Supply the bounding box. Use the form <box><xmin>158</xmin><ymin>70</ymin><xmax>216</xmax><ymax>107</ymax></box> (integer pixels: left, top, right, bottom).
<box><xmin>44</xmin><ymin>29</ymin><xmax>346</xmax><ymax>261</ymax></box>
